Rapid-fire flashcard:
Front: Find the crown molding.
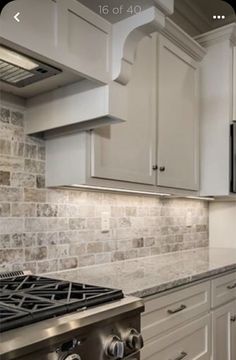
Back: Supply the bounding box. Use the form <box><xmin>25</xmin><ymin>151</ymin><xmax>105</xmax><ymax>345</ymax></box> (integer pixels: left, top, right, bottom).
<box><xmin>161</xmin><ymin>18</ymin><xmax>207</xmax><ymax>61</ymax></box>
<box><xmin>112</xmin><ymin>6</ymin><xmax>166</xmax><ymax>85</ymax></box>
<box><xmin>195</xmin><ymin>23</ymin><xmax>236</xmax><ymax>47</ymax></box>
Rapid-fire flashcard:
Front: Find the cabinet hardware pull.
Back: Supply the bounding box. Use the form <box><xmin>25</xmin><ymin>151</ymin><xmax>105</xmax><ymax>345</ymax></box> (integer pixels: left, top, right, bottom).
<box><xmin>167</xmin><ymin>304</ymin><xmax>187</xmax><ymax>314</ymax></box>
<box><xmin>152</xmin><ymin>165</ymin><xmax>158</xmax><ymax>170</ymax></box>
<box><xmin>227</xmin><ymin>283</ymin><xmax>236</xmax><ymax>290</ymax></box>
<box><xmin>159</xmin><ymin>166</ymin><xmax>166</xmax><ymax>172</ymax></box>
<box><xmin>231</xmin><ymin>315</ymin><xmax>236</xmax><ymax>322</ymax></box>
<box><xmin>169</xmin><ymin>351</ymin><xmax>188</xmax><ymax>360</ymax></box>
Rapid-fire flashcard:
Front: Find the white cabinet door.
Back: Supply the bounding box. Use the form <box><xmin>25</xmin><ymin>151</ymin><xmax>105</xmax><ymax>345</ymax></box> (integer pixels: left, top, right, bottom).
<box><xmin>212</xmin><ymin>300</ymin><xmax>236</xmax><ymax>360</ymax></box>
<box><xmin>91</xmin><ymin>35</ymin><xmax>156</xmax><ymax>185</ymax></box>
<box><xmin>142</xmin><ymin>315</ymin><xmax>211</xmax><ymax>360</ymax></box>
<box><xmin>157</xmin><ymin>36</ymin><xmax>199</xmax><ymax>190</ymax></box>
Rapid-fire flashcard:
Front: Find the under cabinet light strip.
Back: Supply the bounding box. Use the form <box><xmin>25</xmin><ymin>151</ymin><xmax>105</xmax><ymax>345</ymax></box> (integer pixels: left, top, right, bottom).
<box><xmin>71</xmin><ymin>185</ymin><xmax>172</xmax><ymax>197</ymax></box>
<box><xmin>68</xmin><ymin>185</ymin><xmax>214</xmax><ymax>201</ymax></box>
<box><xmin>185</xmin><ymin>196</ymin><xmax>215</xmax><ymax>201</ymax></box>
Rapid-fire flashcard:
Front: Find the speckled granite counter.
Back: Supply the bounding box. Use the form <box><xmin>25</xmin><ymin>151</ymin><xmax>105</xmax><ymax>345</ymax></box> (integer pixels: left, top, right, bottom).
<box><xmin>48</xmin><ymin>248</ymin><xmax>236</xmax><ymax>298</ymax></box>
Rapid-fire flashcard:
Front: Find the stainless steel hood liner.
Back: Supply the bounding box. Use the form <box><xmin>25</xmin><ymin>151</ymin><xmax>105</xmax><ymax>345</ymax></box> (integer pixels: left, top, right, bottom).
<box><xmin>0</xmin><ymin>45</ymin><xmax>61</xmax><ymax>88</ymax></box>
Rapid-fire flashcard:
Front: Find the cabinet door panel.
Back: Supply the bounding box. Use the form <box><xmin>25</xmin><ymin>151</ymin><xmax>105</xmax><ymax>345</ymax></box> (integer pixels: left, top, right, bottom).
<box><xmin>212</xmin><ymin>300</ymin><xmax>236</xmax><ymax>360</ymax></box>
<box><xmin>91</xmin><ymin>35</ymin><xmax>156</xmax><ymax>185</ymax></box>
<box><xmin>157</xmin><ymin>36</ymin><xmax>199</xmax><ymax>190</ymax></box>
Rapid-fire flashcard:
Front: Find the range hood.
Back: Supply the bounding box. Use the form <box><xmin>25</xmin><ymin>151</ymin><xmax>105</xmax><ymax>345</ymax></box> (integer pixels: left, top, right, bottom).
<box><xmin>25</xmin><ymin>80</ymin><xmax>128</xmax><ymax>136</ymax></box>
<box><xmin>0</xmin><ymin>42</ymin><xmax>84</xmax><ymax>98</ymax></box>
<box><xmin>0</xmin><ymin>45</ymin><xmax>61</xmax><ymax>88</ymax></box>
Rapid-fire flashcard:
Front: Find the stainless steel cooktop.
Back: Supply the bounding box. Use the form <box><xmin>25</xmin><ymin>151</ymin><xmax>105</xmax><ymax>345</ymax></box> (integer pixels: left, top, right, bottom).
<box><xmin>0</xmin><ymin>271</ymin><xmax>144</xmax><ymax>360</ymax></box>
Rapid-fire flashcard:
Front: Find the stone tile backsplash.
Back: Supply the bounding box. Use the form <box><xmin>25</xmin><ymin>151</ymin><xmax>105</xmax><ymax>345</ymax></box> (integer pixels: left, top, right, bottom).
<box><xmin>0</xmin><ymin>105</ymin><xmax>209</xmax><ymax>274</ymax></box>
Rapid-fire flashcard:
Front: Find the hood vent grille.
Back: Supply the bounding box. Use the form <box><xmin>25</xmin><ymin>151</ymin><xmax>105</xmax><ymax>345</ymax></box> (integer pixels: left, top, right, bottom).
<box><xmin>0</xmin><ymin>60</ymin><xmax>34</xmax><ymax>84</ymax></box>
<box><xmin>0</xmin><ymin>46</ymin><xmax>61</xmax><ymax>88</ymax></box>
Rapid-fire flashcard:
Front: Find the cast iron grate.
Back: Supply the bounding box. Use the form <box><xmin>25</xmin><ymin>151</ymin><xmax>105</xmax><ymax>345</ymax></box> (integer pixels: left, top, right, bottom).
<box><xmin>0</xmin><ymin>275</ymin><xmax>123</xmax><ymax>333</ymax></box>
<box><xmin>0</xmin><ymin>275</ymin><xmax>60</xmax><ymax>292</ymax></box>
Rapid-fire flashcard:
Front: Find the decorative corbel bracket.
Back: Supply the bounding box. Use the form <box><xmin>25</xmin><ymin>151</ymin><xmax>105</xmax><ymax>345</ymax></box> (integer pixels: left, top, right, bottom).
<box><xmin>153</xmin><ymin>0</ymin><xmax>174</xmax><ymax>16</ymax></box>
<box><xmin>112</xmin><ymin>0</ymin><xmax>174</xmax><ymax>85</ymax></box>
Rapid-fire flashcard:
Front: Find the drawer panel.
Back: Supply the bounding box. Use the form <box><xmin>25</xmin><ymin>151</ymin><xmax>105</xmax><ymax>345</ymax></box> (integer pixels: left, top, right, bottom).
<box><xmin>142</xmin><ymin>282</ymin><xmax>210</xmax><ymax>341</ymax></box>
<box><xmin>211</xmin><ymin>272</ymin><xmax>236</xmax><ymax>308</ymax></box>
<box><xmin>141</xmin><ymin>314</ymin><xmax>211</xmax><ymax>360</ymax></box>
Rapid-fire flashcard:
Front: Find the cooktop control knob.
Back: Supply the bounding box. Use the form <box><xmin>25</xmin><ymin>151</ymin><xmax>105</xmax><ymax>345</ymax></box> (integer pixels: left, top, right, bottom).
<box><xmin>105</xmin><ymin>335</ymin><xmax>125</xmax><ymax>359</ymax></box>
<box><xmin>125</xmin><ymin>329</ymin><xmax>144</xmax><ymax>351</ymax></box>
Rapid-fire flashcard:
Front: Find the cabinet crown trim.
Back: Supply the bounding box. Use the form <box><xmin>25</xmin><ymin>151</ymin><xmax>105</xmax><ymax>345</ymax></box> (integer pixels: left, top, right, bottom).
<box><xmin>161</xmin><ymin>18</ymin><xmax>206</xmax><ymax>61</ymax></box>
<box><xmin>195</xmin><ymin>23</ymin><xmax>236</xmax><ymax>47</ymax></box>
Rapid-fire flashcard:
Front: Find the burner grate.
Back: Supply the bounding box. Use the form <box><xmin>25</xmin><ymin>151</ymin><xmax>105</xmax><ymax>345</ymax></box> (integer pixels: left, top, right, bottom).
<box><xmin>0</xmin><ymin>275</ymin><xmax>59</xmax><ymax>292</ymax></box>
<box><xmin>0</xmin><ymin>304</ymin><xmax>27</xmax><ymax>320</ymax></box>
<box><xmin>0</xmin><ymin>304</ymin><xmax>31</xmax><ymax>332</ymax></box>
<box><xmin>0</xmin><ymin>275</ymin><xmax>123</xmax><ymax>332</ymax></box>
<box><xmin>0</xmin><ymin>293</ymin><xmax>63</xmax><ymax>311</ymax></box>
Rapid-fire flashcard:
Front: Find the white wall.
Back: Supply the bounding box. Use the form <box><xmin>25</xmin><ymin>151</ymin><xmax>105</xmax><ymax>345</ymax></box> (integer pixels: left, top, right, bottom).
<box><xmin>209</xmin><ymin>202</ymin><xmax>236</xmax><ymax>248</ymax></box>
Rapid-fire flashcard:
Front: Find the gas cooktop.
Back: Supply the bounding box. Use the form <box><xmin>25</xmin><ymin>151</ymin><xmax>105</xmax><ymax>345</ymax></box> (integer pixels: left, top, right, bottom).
<box><xmin>0</xmin><ymin>273</ymin><xmax>124</xmax><ymax>332</ymax></box>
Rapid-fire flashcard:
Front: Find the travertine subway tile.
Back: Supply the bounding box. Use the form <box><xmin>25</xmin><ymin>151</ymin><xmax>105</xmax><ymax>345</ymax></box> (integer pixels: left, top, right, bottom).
<box><xmin>0</xmin><ymin>106</ymin><xmax>209</xmax><ymax>273</ymax></box>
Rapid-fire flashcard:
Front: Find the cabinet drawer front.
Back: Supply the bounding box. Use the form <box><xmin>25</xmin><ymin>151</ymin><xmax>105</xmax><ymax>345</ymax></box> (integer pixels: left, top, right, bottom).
<box><xmin>142</xmin><ymin>282</ymin><xmax>210</xmax><ymax>341</ymax></box>
<box><xmin>142</xmin><ymin>314</ymin><xmax>211</xmax><ymax>360</ymax></box>
<box><xmin>212</xmin><ymin>272</ymin><xmax>236</xmax><ymax>308</ymax></box>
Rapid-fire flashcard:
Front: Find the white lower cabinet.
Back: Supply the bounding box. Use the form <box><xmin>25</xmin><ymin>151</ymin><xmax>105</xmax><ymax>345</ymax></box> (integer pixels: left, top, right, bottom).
<box><xmin>142</xmin><ymin>315</ymin><xmax>211</xmax><ymax>360</ymax></box>
<box><xmin>212</xmin><ymin>300</ymin><xmax>236</xmax><ymax>360</ymax></box>
<box><xmin>141</xmin><ymin>272</ymin><xmax>236</xmax><ymax>360</ymax></box>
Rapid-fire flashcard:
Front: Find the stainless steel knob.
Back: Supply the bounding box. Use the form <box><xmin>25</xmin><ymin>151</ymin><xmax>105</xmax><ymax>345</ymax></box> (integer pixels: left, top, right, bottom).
<box><xmin>125</xmin><ymin>329</ymin><xmax>144</xmax><ymax>351</ymax></box>
<box><xmin>105</xmin><ymin>335</ymin><xmax>125</xmax><ymax>359</ymax></box>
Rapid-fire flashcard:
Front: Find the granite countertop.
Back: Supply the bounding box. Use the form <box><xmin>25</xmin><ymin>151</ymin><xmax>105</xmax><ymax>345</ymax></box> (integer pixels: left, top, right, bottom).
<box><xmin>48</xmin><ymin>248</ymin><xmax>236</xmax><ymax>298</ymax></box>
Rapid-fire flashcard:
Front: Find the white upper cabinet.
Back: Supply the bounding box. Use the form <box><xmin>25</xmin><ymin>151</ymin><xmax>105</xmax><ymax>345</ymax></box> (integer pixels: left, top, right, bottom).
<box><xmin>157</xmin><ymin>36</ymin><xmax>200</xmax><ymax>190</ymax></box>
<box><xmin>45</xmin><ymin>20</ymin><xmax>205</xmax><ymax>194</ymax></box>
<box><xmin>196</xmin><ymin>24</ymin><xmax>236</xmax><ymax>197</ymax></box>
<box><xmin>90</xmin><ymin>20</ymin><xmax>205</xmax><ymax>192</ymax></box>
